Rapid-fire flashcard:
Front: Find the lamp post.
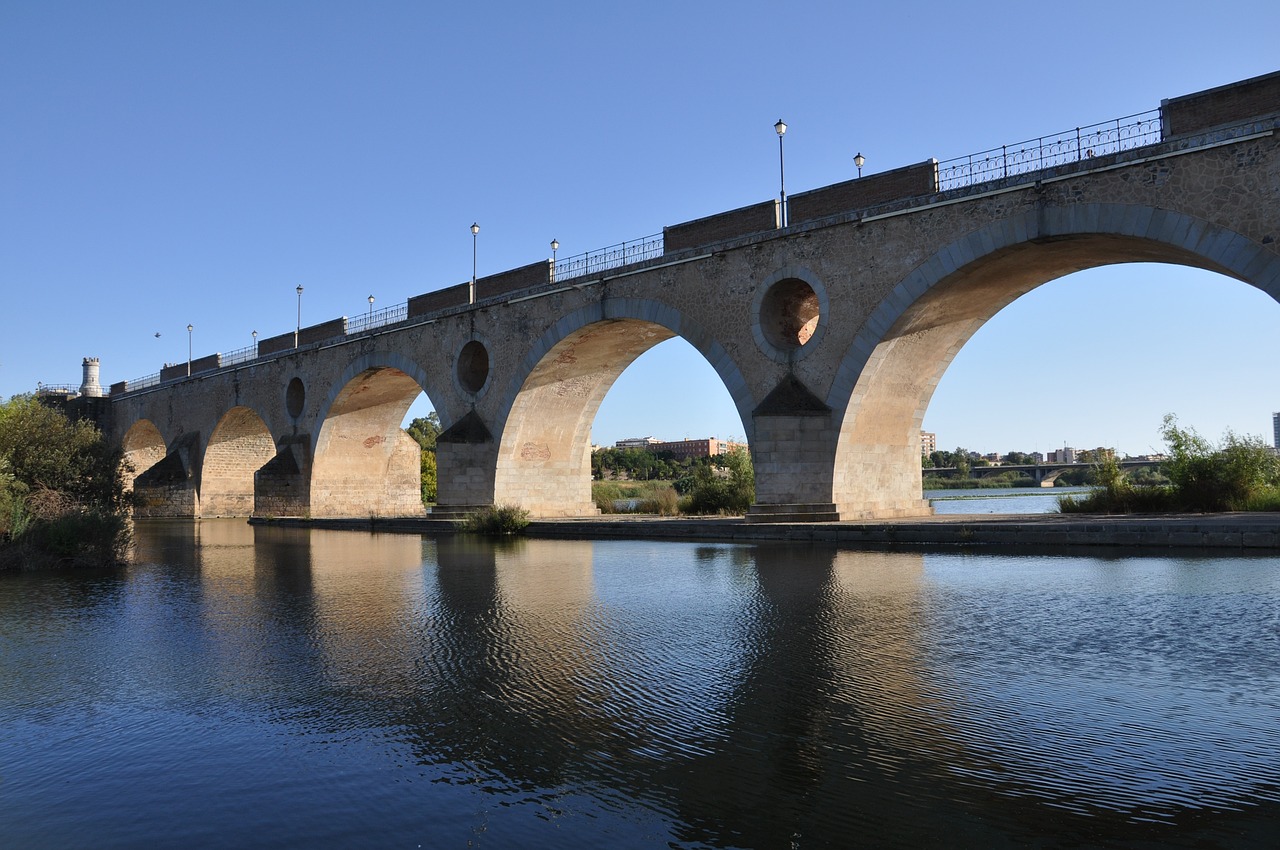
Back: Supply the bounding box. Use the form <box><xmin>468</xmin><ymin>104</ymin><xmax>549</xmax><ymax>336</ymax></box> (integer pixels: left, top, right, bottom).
<box><xmin>550</xmin><ymin>238</ymin><xmax>559</xmax><ymax>281</ymax></box>
<box><xmin>186</xmin><ymin>324</ymin><xmax>193</xmax><ymax>376</ymax></box>
<box><xmin>367</xmin><ymin>294</ymin><xmax>374</xmax><ymax>318</ymax></box>
<box><xmin>854</xmin><ymin>151</ymin><xmax>866</xmax><ymax>178</ymax></box>
<box><xmin>470</xmin><ymin>222</ymin><xmax>480</xmax><ymax>304</ymax></box>
<box><xmin>774</xmin><ymin>119</ymin><xmax>787</xmax><ymax>227</ymax></box>
<box><xmin>295</xmin><ymin>284</ymin><xmax>303</xmax><ymax>348</ymax></box>
<box><xmin>252</xmin><ymin>329</ymin><xmax>258</xmax><ymax>355</ymax></box>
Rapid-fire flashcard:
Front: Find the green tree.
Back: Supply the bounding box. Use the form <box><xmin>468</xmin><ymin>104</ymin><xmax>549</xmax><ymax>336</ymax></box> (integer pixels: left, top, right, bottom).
<box><xmin>406</xmin><ymin>411</ymin><xmax>441</xmax><ymax>503</ymax></box>
<box><xmin>0</xmin><ymin>396</ymin><xmax>129</xmax><ymax>567</ymax></box>
<box><xmin>406</xmin><ymin>412</ymin><xmax>441</xmax><ymax>450</ymax></box>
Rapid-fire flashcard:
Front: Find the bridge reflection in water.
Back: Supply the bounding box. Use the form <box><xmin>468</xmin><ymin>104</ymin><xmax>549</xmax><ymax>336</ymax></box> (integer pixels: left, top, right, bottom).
<box><xmin>53</xmin><ymin>521</ymin><xmax>1274</xmax><ymax>847</ymax></box>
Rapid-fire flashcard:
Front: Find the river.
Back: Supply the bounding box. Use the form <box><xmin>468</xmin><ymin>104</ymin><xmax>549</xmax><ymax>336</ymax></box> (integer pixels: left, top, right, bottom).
<box><xmin>926</xmin><ymin>485</ymin><xmax>1091</xmax><ymax>514</ymax></box>
<box><xmin>2</xmin><ymin>519</ymin><xmax>1278</xmax><ymax>848</ymax></box>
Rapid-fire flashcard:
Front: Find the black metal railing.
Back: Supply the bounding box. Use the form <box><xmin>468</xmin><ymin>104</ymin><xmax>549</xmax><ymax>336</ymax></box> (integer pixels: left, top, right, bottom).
<box><xmin>550</xmin><ymin>233</ymin><xmax>663</xmax><ymax>283</ymax></box>
<box><xmin>937</xmin><ymin>110</ymin><xmax>1163</xmax><ymax>191</ymax></box>
<box><xmin>345</xmin><ymin>302</ymin><xmax>409</xmax><ymax>336</ymax></box>
<box><xmin>34</xmin><ymin>383</ymin><xmax>79</xmax><ymax>395</ymax></box>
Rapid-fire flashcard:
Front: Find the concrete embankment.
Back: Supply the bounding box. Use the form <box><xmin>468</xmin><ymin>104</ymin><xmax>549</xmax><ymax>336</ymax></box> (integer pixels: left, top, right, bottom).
<box><xmin>249</xmin><ymin>512</ymin><xmax>1280</xmax><ymax>551</ymax></box>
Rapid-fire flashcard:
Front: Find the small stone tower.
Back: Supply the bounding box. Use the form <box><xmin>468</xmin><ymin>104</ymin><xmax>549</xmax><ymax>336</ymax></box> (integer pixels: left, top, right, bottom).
<box><xmin>79</xmin><ymin>357</ymin><xmax>105</xmax><ymax>398</ymax></box>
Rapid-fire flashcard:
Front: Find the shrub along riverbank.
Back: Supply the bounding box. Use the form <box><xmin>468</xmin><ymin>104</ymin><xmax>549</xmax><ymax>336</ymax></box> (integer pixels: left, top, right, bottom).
<box><xmin>1060</xmin><ymin>415</ymin><xmax>1280</xmax><ymax>514</ymax></box>
<box><xmin>0</xmin><ymin>396</ymin><xmax>131</xmax><ymax>570</ymax></box>
<box><xmin>592</xmin><ymin>447</ymin><xmax>755</xmax><ymax>516</ymax></box>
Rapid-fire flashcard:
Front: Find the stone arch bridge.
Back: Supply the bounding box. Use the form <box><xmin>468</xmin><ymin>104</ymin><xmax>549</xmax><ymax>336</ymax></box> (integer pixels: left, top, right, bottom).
<box><xmin>107</xmin><ymin>72</ymin><xmax>1280</xmax><ymax>522</ymax></box>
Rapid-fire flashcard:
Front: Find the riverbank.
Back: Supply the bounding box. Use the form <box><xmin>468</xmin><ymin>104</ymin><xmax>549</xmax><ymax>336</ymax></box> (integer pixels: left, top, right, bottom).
<box><xmin>248</xmin><ymin>512</ymin><xmax>1280</xmax><ymax>551</ymax></box>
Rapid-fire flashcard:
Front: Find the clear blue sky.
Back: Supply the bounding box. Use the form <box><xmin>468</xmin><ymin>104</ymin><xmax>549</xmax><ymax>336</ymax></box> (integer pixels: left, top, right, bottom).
<box><xmin>3</xmin><ymin>2</ymin><xmax>1277</xmax><ymax>456</ymax></box>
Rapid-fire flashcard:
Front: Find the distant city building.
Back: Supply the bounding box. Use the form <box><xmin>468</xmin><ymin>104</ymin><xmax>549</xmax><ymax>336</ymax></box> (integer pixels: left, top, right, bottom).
<box><xmin>615</xmin><ymin>436</ymin><xmax>663</xmax><ymax>449</ymax></box>
<box><xmin>609</xmin><ymin>436</ymin><xmax>745</xmax><ymax>459</ymax></box>
<box><xmin>652</xmin><ymin>437</ymin><xmax>745</xmax><ymax>459</ymax></box>
<box><xmin>920</xmin><ymin>431</ymin><xmax>936</xmax><ymax>456</ymax></box>
<box><xmin>1274</xmin><ymin>413</ymin><xmax>1280</xmax><ymax>450</ymax></box>
<box><xmin>1030</xmin><ymin>451</ymin><xmax>1045</xmax><ymax>464</ymax></box>
<box><xmin>982</xmin><ymin>452</ymin><xmax>1002</xmax><ymax>465</ymax></box>
<box><xmin>1047</xmin><ymin>447</ymin><xmax>1078</xmax><ymax>464</ymax></box>
<box><xmin>1077</xmin><ymin>447</ymin><xmax>1116</xmax><ymax>463</ymax></box>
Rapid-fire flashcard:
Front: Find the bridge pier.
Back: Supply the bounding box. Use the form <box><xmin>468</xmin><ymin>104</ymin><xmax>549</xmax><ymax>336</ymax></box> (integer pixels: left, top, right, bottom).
<box><xmin>747</xmin><ymin>408</ymin><xmax>841</xmax><ymax>522</ymax></box>
<box><xmin>132</xmin><ymin>432</ymin><xmax>201</xmax><ymax>518</ymax></box>
<box><xmin>254</xmin><ymin>436</ymin><xmax>312</xmax><ymax>518</ymax></box>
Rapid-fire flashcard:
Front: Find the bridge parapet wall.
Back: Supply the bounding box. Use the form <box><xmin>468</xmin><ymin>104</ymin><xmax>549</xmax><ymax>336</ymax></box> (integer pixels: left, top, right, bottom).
<box><xmin>299</xmin><ymin>317</ymin><xmax>347</xmax><ymax>347</ymax></box>
<box><xmin>478</xmin><ymin>261</ymin><xmax>552</xmax><ymax>299</ymax></box>
<box><xmin>790</xmin><ymin>159</ymin><xmax>939</xmax><ymax>224</ymax></box>
<box><xmin>663</xmin><ymin>199</ymin><xmax>780</xmax><ymax>254</ymax></box>
<box><xmin>409</xmin><ymin>283</ymin><xmax>469</xmax><ymax>317</ymax></box>
<box><xmin>257</xmin><ymin>331</ymin><xmax>295</xmax><ymax>356</ymax></box>
<box><xmin>160</xmin><ymin>353</ymin><xmax>220</xmax><ymax>382</ymax></box>
<box><xmin>1163</xmin><ymin>70</ymin><xmax>1280</xmax><ymax>137</ymax></box>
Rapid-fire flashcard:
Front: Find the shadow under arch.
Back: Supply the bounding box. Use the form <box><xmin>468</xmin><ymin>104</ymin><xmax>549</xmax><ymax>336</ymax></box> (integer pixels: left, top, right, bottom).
<box><xmin>121</xmin><ymin>419</ymin><xmax>167</xmax><ymax>489</ymax></box>
<box><xmin>492</xmin><ymin>298</ymin><xmax>753</xmax><ymax>516</ymax></box>
<box><xmin>200</xmin><ymin>405</ymin><xmax>275</xmax><ymax>517</ymax></box>
<box><xmin>309</xmin><ymin>351</ymin><xmax>441</xmax><ymax>518</ymax></box>
<box><xmin>828</xmin><ymin>204</ymin><xmax>1280</xmax><ymax>518</ymax></box>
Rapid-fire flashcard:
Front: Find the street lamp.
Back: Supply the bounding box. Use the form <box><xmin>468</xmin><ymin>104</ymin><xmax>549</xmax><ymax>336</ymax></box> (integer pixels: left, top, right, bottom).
<box><xmin>551</xmin><ymin>238</ymin><xmax>559</xmax><ymax>281</ymax></box>
<box><xmin>295</xmin><ymin>284</ymin><xmax>304</xmax><ymax>348</ymax></box>
<box><xmin>252</xmin><ymin>329</ymin><xmax>258</xmax><ymax>354</ymax></box>
<box><xmin>368</xmin><ymin>294</ymin><xmax>374</xmax><ymax>318</ymax></box>
<box><xmin>186</xmin><ymin>324</ymin><xmax>193</xmax><ymax>376</ymax></box>
<box><xmin>774</xmin><ymin>119</ymin><xmax>787</xmax><ymax>227</ymax></box>
<box><xmin>854</xmin><ymin>151</ymin><xmax>866</xmax><ymax>178</ymax></box>
<box><xmin>470</xmin><ymin>222</ymin><xmax>480</xmax><ymax>304</ymax></box>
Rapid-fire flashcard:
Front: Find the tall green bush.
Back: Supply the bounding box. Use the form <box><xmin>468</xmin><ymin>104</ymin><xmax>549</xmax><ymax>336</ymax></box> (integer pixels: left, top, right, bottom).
<box><xmin>1060</xmin><ymin>415</ymin><xmax>1280</xmax><ymax>514</ymax></box>
<box><xmin>1159</xmin><ymin>414</ymin><xmax>1280</xmax><ymax>511</ymax></box>
<box><xmin>682</xmin><ymin>448</ymin><xmax>754</xmax><ymax>515</ymax></box>
<box><xmin>0</xmin><ymin>396</ymin><xmax>130</xmax><ymax>568</ymax></box>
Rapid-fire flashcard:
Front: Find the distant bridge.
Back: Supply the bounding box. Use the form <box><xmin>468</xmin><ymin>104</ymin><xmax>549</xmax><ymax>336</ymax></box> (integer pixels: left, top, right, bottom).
<box><xmin>103</xmin><ymin>71</ymin><xmax>1280</xmax><ymax>522</ymax></box>
<box><xmin>927</xmin><ymin>459</ymin><xmax>1162</xmax><ymax>487</ymax></box>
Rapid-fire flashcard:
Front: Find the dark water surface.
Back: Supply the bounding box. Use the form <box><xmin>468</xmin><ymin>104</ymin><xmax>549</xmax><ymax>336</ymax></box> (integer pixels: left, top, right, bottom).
<box><xmin>3</xmin><ymin>520</ymin><xmax>1279</xmax><ymax>848</ymax></box>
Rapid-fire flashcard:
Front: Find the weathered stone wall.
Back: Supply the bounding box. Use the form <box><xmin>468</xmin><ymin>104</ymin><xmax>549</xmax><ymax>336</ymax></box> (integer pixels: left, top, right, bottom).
<box><xmin>133</xmin><ymin>480</ymin><xmax>199</xmax><ymax>517</ymax></box>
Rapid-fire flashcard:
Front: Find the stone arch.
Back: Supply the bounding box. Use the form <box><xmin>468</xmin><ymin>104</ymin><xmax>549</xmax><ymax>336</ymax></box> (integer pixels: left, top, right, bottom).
<box><xmin>120</xmin><ymin>419</ymin><xmax>167</xmax><ymax>490</ymax></box>
<box><xmin>828</xmin><ymin>203</ymin><xmax>1280</xmax><ymax>518</ymax></box>
<box><xmin>491</xmin><ymin>298</ymin><xmax>752</xmax><ymax>516</ymax></box>
<box><xmin>309</xmin><ymin>352</ymin><xmax>440</xmax><ymax>518</ymax></box>
<box><xmin>200</xmin><ymin>406</ymin><xmax>275</xmax><ymax>517</ymax></box>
